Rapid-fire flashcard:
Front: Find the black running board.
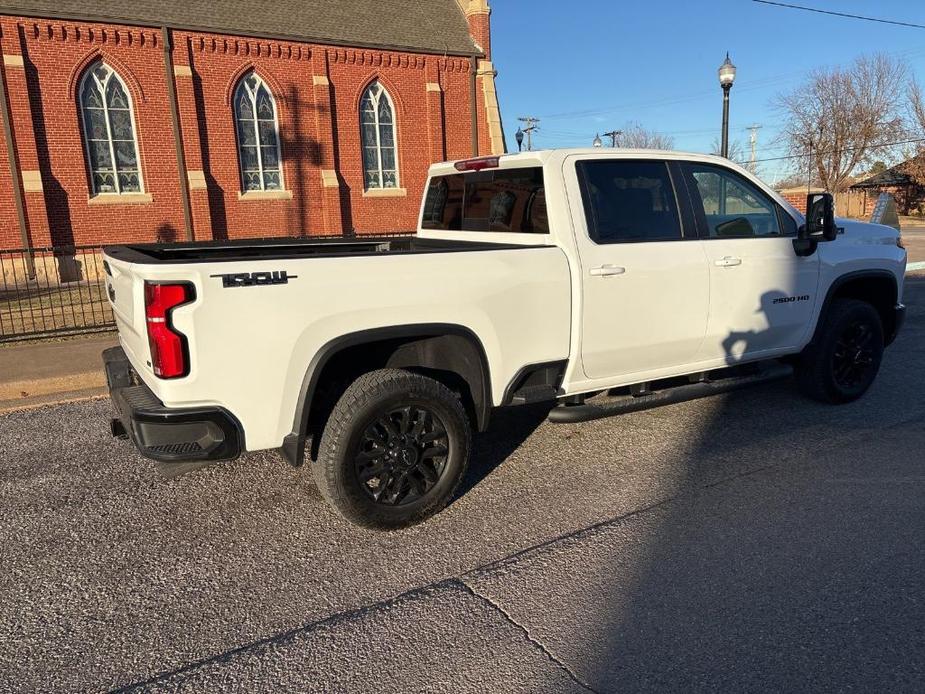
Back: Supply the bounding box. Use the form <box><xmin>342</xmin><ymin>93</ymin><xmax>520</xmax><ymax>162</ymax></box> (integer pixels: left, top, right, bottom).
<box><xmin>548</xmin><ymin>362</ymin><xmax>793</xmax><ymax>424</ymax></box>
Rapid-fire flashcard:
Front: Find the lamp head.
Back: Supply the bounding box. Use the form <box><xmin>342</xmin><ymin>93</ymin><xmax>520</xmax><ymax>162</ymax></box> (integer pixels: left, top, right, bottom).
<box><xmin>719</xmin><ymin>52</ymin><xmax>736</xmax><ymax>88</ymax></box>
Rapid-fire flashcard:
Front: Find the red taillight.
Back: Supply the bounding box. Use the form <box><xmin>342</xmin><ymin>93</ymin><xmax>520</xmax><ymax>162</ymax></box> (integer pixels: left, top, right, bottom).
<box><xmin>454</xmin><ymin>156</ymin><xmax>500</xmax><ymax>172</ymax></box>
<box><xmin>144</xmin><ymin>282</ymin><xmax>193</xmax><ymax>379</ymax></box>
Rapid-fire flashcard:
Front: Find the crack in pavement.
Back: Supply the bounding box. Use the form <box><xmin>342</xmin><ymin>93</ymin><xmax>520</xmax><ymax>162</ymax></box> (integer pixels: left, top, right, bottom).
<box><xmin>456</xmin><ymin>579</ymin><xmax>601</xmax><ymax>693</ymax></box>
<box><xmin>109</xmin><ymin>411</ymin><xmax>925</xmax><ymax>691</ymax></box>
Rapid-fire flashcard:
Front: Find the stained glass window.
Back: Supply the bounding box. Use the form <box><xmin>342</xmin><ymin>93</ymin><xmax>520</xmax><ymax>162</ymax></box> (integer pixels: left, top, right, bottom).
<box><xmin>79</xmin><ymin>63</ymin><xmax>142</xmax><ymax>195</ymax></box>
<box><xmin>234</xmin><ymin>73</ymin><xmax>284</xmax><ymax>192</ymax></box>
<box><xmin>360</xmin><ymin>82</ymin><xmax>399</xmax><ymax>190</ymax></box>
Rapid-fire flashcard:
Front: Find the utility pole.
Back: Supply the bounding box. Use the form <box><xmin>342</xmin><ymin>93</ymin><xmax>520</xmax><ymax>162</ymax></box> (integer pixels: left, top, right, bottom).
<box><xmin>747</xmin><ymin>124</ymin><xmax>762</xmax><ymax>173</ymax></box>
<box><xmin>603</xmin><ymin>130</ymin><xmax>623</xmax><ymax>147</ymax></box>
<box><xmin>517</xmin><ymin>116</ymin><xmax>540</xmax><ymax>151</ymax></box>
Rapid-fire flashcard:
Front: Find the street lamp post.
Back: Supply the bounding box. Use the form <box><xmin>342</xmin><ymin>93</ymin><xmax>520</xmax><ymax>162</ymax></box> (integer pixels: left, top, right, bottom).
<box><xmin>718</xmin><ymin>52</ymin><xmax>736</xmax><ymax>158</ymax></box>
<box><xmin>515</xmin><ymin>127</ymin><xmax>524</xmax><ymax>152</ymax></box>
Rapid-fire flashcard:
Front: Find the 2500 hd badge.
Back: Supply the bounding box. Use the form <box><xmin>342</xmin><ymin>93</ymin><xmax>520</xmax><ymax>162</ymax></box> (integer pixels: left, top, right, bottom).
<box><xmin>773</xmin><ymin>295</ymin><xmax>811</xmax><ymax>304</ymax></box>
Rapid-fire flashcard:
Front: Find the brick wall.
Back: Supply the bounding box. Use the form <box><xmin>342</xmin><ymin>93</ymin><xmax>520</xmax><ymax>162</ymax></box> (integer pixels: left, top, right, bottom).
<box><xmin>0</xmin><ymin>12</ymin><xmax>495</xmax><ymax>248</ymax></box>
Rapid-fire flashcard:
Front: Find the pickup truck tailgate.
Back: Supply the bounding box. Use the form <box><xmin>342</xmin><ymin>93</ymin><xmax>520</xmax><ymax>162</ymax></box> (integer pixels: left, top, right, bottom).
<box><xmin>103</xmin><ymin>252</ymin><xmax>148</xmax><ymax>367</ymax></box>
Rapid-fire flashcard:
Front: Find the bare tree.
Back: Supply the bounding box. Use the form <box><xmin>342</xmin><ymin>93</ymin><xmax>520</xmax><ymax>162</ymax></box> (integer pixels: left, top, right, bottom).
<box><xmin>616</xmin><ymin>122</ymin><xmax>674</xmax><ymax>150</ymax></box>
<box><xmin>901</xmin><ymin>77</ymin><xmax>925</xmax><ymax>186</ymax></box>
<box><xmin>775</xmin><ymin>54</ymin><xmax>907</xmax><ymax>196</ymax></box>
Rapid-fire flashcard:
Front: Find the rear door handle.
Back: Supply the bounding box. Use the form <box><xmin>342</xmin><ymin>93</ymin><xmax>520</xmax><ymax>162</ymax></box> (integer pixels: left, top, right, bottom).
<box><xmin>589</xmin><ymin>264</ymin><xmax>626</xmax><ymax>277</ymax></box>
<box><xmin>714</xmin><ymin>256</ymin><xmax>742</xmax><ymax>268</ymax></box>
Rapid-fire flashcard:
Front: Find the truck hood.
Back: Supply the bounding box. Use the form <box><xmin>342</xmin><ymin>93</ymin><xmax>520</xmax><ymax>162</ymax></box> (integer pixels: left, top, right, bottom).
<box><xmin>834</xmin><ymin>218</ymin><xmax>901</xmax><ymax>248</ymax></box>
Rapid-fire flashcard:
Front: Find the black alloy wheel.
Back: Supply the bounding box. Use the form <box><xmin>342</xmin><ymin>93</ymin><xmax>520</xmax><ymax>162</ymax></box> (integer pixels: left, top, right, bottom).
<box><xmin>796</xmin><ymin>298</ymin><xmax>884</xmax><ymax>404</ymax></box>
<box><xmin>831</xmin><ymin>320</ymin><xmax>877</xmax><ymax>389</ymax></box>
<box><xmin>313</xmin><ymin>369</ymin><xmax>471</xmax><ymax>529</ymax></box>
<box><xmin>354</xmin><ymin>405</ymin><xmax>449</xmax><ymax>506</ymax></box>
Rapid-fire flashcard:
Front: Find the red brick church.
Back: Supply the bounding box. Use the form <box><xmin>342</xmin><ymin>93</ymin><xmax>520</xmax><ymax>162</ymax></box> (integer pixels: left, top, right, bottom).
<box><xmin>0</xmin><ymin>0</ymin><xmax>504</xmax><ymax>249</ymax></box>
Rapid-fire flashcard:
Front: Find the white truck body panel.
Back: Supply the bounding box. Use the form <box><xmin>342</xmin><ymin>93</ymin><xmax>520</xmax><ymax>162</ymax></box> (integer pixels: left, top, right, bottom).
<box><xmin>106</xmin><ymin>247</ymin><xmax>572</xmax><ymax>451</ymax></box>
<box><xmin>104</xmin><ymin>148</ymin><xmax>906</xmax><ymax>456</ymax></box>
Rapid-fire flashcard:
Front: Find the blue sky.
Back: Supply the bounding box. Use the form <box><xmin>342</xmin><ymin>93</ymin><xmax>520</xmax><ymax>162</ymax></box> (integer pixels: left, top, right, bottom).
<box><xmin>492</xmin><ymin>0</ymin><xmax>925</xmax><ymax>183</ymax></box>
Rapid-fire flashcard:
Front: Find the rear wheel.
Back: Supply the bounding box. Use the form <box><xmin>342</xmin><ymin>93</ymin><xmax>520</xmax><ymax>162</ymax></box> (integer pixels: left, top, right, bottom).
<box><xmin>796</xmin><ymin>298</ymin><xmax>884</xmax><ymax>404</ymax></box>
<box><xmin>313</xmin><ymin>369</ymin><xmax>471</xmax><ymax>529</ymax></box>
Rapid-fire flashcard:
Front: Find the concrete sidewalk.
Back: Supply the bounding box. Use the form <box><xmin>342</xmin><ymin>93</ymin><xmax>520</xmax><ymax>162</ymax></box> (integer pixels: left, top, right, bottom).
<box><xmin>0</xmin><ymin>332</ymin><xmax>118</xmax><ymax>413</ymax></box>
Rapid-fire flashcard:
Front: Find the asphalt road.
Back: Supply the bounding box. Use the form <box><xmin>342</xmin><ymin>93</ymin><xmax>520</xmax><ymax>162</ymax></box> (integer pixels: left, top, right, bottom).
<box><xmin>2</xmin><ymin>279</ymin><xmax>924</xmax><ymax>693</ymax></box>
<box><xmin>901</xmin><ymin>225</ymin><xmax>925</xmax><ymax>265</ymax></box>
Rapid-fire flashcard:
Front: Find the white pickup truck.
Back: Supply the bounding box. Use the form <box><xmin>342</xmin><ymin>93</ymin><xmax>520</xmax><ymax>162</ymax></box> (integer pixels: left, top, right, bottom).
<box><xmin>103</xmin><ymin>149</ymin><xmax>907</xmax><ymax>528</ymax></box>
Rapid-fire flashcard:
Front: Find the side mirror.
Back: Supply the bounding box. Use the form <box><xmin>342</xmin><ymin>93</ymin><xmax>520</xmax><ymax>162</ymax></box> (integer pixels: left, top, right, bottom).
<box><xmin>805</xmin><ymin>193</ymin><xmax>837</xmax><ymax>242</ymax></box>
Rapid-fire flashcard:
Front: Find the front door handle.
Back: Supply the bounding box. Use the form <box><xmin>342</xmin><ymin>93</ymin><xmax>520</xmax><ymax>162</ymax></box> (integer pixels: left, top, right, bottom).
<box><xmin>714</xmin><ymin>256</ymin><xmax>742</xmax><ymax>268</ymax></box>
<box><xmin>589</xmin><ymin>264</ymin><xmax>626</xmax><ymax>277</ymax></box>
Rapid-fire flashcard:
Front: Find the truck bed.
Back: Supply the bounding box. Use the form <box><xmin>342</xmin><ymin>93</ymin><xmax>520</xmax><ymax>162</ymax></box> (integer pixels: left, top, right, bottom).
<box><xmin>104</xmin><ymin>235</ymin><xmax>547</xmax><ymax>264</ymax></box>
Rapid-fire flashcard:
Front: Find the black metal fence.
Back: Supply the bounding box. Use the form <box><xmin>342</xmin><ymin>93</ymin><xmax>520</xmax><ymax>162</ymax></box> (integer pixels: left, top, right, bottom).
<box><xmin>0</xmin><ymin>245</ymin><xmax>113</xmax><ymax>342</ymax></box>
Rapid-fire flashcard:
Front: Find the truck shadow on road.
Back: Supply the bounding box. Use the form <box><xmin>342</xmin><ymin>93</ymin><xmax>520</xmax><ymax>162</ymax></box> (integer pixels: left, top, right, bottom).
<box><xmin>454</xmin><ymin>403</ymin><xmax>552</xmax><ymax>501</ymax></box>
<box><xmin>537</xmin><ymin>281</ymin><xmax>925</xmax><ymax>691</ymax></box>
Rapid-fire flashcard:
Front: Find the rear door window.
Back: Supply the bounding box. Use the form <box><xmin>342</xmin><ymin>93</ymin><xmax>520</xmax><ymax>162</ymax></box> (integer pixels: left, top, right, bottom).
<box><xmin>421</xmin><ymin>167</ymin><xmax>548</xmax><ymax>233</ymax></box>
<box><xmin>576</xmin><ymin>160</ymin><xmax>683</xmax><ymax>243</ymax></box>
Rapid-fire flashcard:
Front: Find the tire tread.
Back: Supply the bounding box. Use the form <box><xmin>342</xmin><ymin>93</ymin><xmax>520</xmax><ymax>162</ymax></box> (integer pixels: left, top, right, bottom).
<box><xmin>313</xmin><ymin>368</ymin><xmax>470</xmax><ymax>529</ymax></box>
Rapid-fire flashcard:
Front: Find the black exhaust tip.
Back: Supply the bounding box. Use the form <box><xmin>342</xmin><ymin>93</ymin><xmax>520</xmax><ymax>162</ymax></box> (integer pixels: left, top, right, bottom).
<box><xmin>110</xmin><ymin>418</ymin><xmax>129</xmax><ymax>440</ymax></box>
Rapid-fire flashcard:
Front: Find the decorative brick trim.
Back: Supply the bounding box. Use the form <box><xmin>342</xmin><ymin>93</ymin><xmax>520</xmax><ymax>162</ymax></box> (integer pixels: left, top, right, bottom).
<box><xmin>224</xmin><ymin>62</ymin><xmax>287</xmax><ymax>106</ymax></box>
<box><xmin>66</xmin><ymin>49</ymin><xmax>147</xmax><ymax>103</ymax></box>
<box><xmin>88</xmin><ymin>193</ymin><xmax>153</xmax><ymax>205</ymax></box>
<box><xmin>173</xmin><ymin>64</ymin><xmax>193</xmax><ymax>77</ymax></box>
<box><xmin>2</xmin><ymin>54</ymin><xmax>24</xmax><ymax>68</ymax></box>
<box><xmin>23</xmin><ymin>21</ymin><xmax>159</xmax><ymax>49</ymax></box>
<box><xmin>187</xmin><ymin>170</ymin><xmax>207</xmax><ymax>190</ymax></box>
<box><xmin>456</xmin><ymin>0</ymin><xmax>491</xmax><ymax>16</ymax></box>
<box><xmin>363</xmin><ymin>187</ymin><xmax>407</xmax><ymax>198</ymax></box>
<box><xmin>237</xmin><ymin>189</ymin><xmax>293</xmax><ymax>201</ymax></box>
<box><xmin>425</xmin><ymin>82</ymin><xmax>442</xmax><ymax>92</ymax></box>
<box><xmin>190</xmin><ymin>35</ymin><xmax>311</xmax><ymax>62</ymax></box>
<box><xmin>326</xmin><ymin>48</ymin><xmax>430</xmax><ymax>70</ymax></box>
<box><xmin>321</xmin><ymin>170</ymin><xmax>339</xmax><ymax>188</ymax></box>
<box><xmin>352</xmin><ymin>74</ymin><xmax>406</xmax><ymax>117</ymax></box>
<box><xmin>477</xmin><ymin>60</ymin><xmax>504</xmax><ymax>155</ymax></box>
<box><xmin>20</xmin><ymin>170</ymin><xmax>43</xmax><ymax>193</ymax></box>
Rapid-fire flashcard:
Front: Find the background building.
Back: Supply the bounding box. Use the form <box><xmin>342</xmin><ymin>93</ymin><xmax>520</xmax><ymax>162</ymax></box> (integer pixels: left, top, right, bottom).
<box><xmin>0</xmin><ymin>0</ymin><xmax>503</xmax><ymax>249</ymax></box>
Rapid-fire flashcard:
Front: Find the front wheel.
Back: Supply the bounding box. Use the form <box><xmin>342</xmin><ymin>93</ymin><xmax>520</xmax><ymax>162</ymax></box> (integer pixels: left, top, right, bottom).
<box><xmin>796</xmin><ymin>298</ymin><xmax>884</xmax><ymax>404</ymax></box>
<box><xmin>313</xmin><ymin>369</ymin><xmax>471</xmax><ymax>530</ymax></box>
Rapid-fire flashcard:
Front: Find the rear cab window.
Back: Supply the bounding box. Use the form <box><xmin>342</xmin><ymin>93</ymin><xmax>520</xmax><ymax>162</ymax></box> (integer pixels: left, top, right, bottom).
<box><xmin>576</xmin><ymin>160</ymin><xmax>684</xmax><ymax>243</ymax></box>
<box><xmin>421</xmin><ymin>167</ymin><xmax>548</xmax><ymax>234</ymax></box>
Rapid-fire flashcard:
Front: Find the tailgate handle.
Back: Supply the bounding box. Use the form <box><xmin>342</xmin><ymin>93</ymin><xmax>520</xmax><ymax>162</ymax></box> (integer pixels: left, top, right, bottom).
<box><xmin>589</xmin><ymin>264</ymin><xmax>626</xmax><ymax>277</ymax></box>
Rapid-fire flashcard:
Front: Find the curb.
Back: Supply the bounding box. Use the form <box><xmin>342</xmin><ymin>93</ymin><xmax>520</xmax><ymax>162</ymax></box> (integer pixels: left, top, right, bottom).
<box><xmin>0</xmin><ymin>371</ymin><xmax>106</xmax><ymax>402</ymax></box>
<box><xmin>0</xmin><ymin>371</ymin><xmax>107</xmax><ymax>414</ymax></box>
<box><xmin>907</xmin><ymin>261</ymin><xmax>925</xmax><ymax>273</ymax></box>
<box><xmin>0</xmin><ymin>389</ymin><xmax>108</xmax><ymax>415</ymax></box>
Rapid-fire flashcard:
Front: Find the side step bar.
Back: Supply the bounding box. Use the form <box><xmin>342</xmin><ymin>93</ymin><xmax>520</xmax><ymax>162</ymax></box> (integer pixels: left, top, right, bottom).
<box><xmin>548</xmin><ymin>362</ymin><xmax>793</xmax><ymax>424</ymax></box>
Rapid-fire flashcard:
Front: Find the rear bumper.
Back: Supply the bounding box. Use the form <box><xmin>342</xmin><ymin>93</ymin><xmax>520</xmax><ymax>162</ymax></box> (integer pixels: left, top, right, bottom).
<box><xmin>886</xmin><ymin>303</ymin><xmax>906</xmax><ymax>346</ymax></box>
<box><xmin>103</xmin><ymin>346</ymin><xmax>243</xmax><ymax>465</ymax></box>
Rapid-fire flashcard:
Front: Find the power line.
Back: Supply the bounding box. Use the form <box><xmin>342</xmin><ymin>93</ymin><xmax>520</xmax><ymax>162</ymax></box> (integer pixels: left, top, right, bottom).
<box><xmin>533</xmin><ymin>43</ymin><xmax>925</xmax><ymax>124</ymax></box>
<box><xmin>752</xmin><ymin>1</ymin><xmax>925</xmax><ymax>30</ymax></box>
<box><xmin>751</xmin><ymin>135</ymin><xmax>925</xmax><ymax>165</ymax></box>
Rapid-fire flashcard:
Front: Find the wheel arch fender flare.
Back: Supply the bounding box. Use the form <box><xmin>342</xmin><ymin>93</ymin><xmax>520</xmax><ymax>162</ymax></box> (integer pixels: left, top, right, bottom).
<box><xmin>281</xmin><ymin>323</ymin><xmax>492</xmax><ymax>467</ymax></box>
<box><xmin>812</xmin><ymin>269</ymin><xmax>899</xmax><ymax>345</ymax></box>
